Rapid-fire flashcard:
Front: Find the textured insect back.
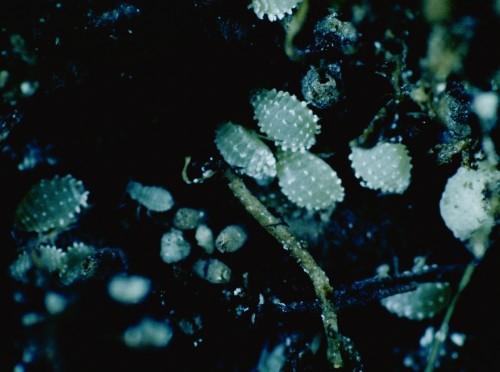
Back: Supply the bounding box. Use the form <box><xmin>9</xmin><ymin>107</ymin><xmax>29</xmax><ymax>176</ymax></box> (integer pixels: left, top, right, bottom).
<box><xmin>59</xmin><ymin>242</ymin><xmax>97</xmax><ymax>285</ymax></box>
<box><xmin>34</xmin><ymin>245</ymin><xmax>67</xmax><ymax>273</ymax></box>
<box><xmin>381</xmin><ymin>282</ymin><xmax>452</xmax><ymax>320</ymax></box>
<box><xmin>277</xmin><ymin>151</ymin><xmax>345</xmax><ymax>210</ymax></box>
<box><xmin>349</xmin><ymin>142</ymin><xmax>412</xmax><ymax>194</ymax></box>
<box><xmin>215</xmin><ymin>122</ymin><xmax>277</xmax><ymax>180</ymax></box>
<box><xmin>15</xmin><ymin>175</ymin><xmax>89</xmax><ymax>234</ymax></box>
<box><xmin>439</xmin><ymin>165</ymin><xmax>500</xmax><ymax>258</ymax></box>
<box><xmin>251</xmin><ymin>89</ymin><xmax>320</xmax><ymax>152</ymax></box>
<box><xmin>126</xmin><ymin>181</ymin><xmax>174</xmax><ymax>212</ymax></box>
<box><xmin>249</xmin><ymin>0</ymin><xmax>303</xmax><ymax>22</ymax></box>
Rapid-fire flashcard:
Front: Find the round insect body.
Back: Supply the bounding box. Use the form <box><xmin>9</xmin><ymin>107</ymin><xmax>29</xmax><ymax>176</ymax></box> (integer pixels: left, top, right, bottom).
<box><xmin>123</xmin><ymin>317</ymin><xmax>173</xmax><ymax>349</ymax></box>
<box><xmin>173</xmin><ymin>208</ymin><xmax>205</xmax><ymax>230</ymax></box>
<box><xmin>15</xmin><ymin>174</ymin><xmax>89</xmax><ymax>234</ymax></box>
<box><xmin>195</xmin><ymin>224</ymin><xmax>215</xmax><ymax>254</ymax></box>
<box><xmin>215</xmin><ymin>122</ymin><xmax>277</xmax><ymax>180</ymax></box>
<box><xmin>215</xmin><ymin>225</ymin><xmax>247</xmax><ymax>253</ymax></box>
<box><xmin>160</xmin><ymin>229</ymin><xmax>191</xmax><ymax>264</ymax></box>
<box><xmin>251</xmin><ymin>89</ymin><xmax>320</xmax><ymax>152</ymax></box>
<box><xmin>108</xmin><ymin>274</ymin><xmax>151</xmax><ymax>304</ymax></box>
<box><xmin>439</xmin><ymin>165</ymin><xmax>500</xmax><ymax>257</ymax></box>
<box><xmin>126</xmin><ymin>181</ymin><xmax>174</xmax><ymax>212</ymax></box>
<box><xmin>277</xmin><ymin>151</ymin><xmax>344</xmax><ymax>210</ymax></box>
<box><xmin>349</xmin><ymin>142</ymin><xmax>412</xmax><ymax>194</ymax></box>
<box><xmin>193</xmin><ymin>258</ymin><xmax>231</xmax><ymax>284</ymax></box>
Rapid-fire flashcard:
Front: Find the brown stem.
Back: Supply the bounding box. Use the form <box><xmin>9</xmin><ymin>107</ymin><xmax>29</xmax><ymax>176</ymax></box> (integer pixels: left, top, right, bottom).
<box><xmin>224</xmin><ymin>169</ymin><xmax>343</xmax><ymax>368</ymax></box>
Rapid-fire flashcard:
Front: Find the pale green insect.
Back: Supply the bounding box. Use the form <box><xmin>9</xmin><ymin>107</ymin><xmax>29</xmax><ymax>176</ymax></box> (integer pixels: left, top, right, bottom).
<box><xmin>251</xmin><ymin>89</ymin><xmax>320</xmax><ymax>152</ymax></box>
<box><xmin>15</xmin><ymin>174</ymin><xmax>89</xmax><ymax>234</ymax></box>
<box><xmin>215</xmin><ymin>122</ymin><xmax>276</xmax><ymax>180</ymax></box>
<box><xmin>277</xmin><ymin>151</ymin><xmax>344</xmax><ymax>210</ymax></box>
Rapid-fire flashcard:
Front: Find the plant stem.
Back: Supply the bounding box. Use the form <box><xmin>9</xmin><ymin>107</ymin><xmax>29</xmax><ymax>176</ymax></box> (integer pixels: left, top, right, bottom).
<box><xmin>224</xmin><ymin>169</ymin><xmax>343</xmax><ymax>368</ymax></box>
<box><xmin>424</xmin><ymin>261</ymin><xmax>477</xmax><ymax>372</ymax></box>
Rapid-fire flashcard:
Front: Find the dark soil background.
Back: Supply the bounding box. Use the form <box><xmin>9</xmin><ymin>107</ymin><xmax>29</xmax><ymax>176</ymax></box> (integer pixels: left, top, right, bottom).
<box><xmin>1</xmin><ymin>0</ymin><xmax>499</xmax><ymax>371</ymax></box>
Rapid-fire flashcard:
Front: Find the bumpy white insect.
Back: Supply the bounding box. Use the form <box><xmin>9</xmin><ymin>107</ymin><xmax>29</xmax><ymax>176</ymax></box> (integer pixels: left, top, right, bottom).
<box><xmin>193</xmin><ymin>258</ymin><xmax>232</xmax><ymax>284</ymax></box>
<box><xmin>251</xmin><ymin>89</ymin><xmax>320</xmax><ymax>152</ymax></box>
<box><xmin>215</xmin><ymin>122</ymin><xmax>277</xmax><ymax>180</ymax></box>
<box><xmin>349</xmin><ymin>142</ymin><xmax>412</xmax><ymax>194</ymax></box>
<box><xmin>250</xmin><ymin>0</ymin><xmax>303</xmax><ymax>22</ymax></box>
<box><xmin>126</xmin><ymin>181</ymin><xmax>174</xmax><ymax>212</ymax></box>
<box><xmin>277</xmin><ymin>151</ymin><xmax>344</xmax><ymax>210</ymax></box>
<box><xmin>439</xmin><ymin>165</ymin><xmax>500</xmax><ymax>257</ymax></box>
<box><xmin>160</xmin><ymin>228</ymin><xmax>192</xmax><ymax>264</ymax></box>
<box><xmin>15</xmin><ymin>175</ymin><xmax>89</xmax><ymax>233</ymax></box>
<box><xmin>35</xmin><ymin>245</ymin><xmax>67</xmax><ymax>273</ymax></box>
<box><xmin>59</xmin><ymin>242</ymin><xmax>96</xmax><ymax>285</ymax></box>
<box><xmin>381</xmin><ymin>282</ymin><xmax>451</xmax><ymax>320</ymax></box>
<box><xmin>215</xmin><ymin>225</ymin><xmax>247</xmax><ymax>253</ymax></box>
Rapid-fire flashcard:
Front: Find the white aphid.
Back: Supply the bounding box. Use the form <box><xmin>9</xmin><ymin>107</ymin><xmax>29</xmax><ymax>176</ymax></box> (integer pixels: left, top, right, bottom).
<box><xmin>160</xmin><ymin>228</ymin><xmax>191</xmax><ymax>264</ymax></box>
<box><xmin>381</xmin><ymin>282</ymin><xmax>451</xmax><ymax>320</ymax></box>
<box><xmin>108</xmin><ymin>274</ymin><xmax>151</xmax><ymax>304</ymax></box>
<box><xmin>251</xmin><ymin>89</ymin><xmax>320</xmax><ymax>152</ymax></box>
<box><xmin>215</xmin><ymin>225</ymin><xmax>248</xmax><ymax>253</ymax></box>
<box><xmin>439</xmin><ymin>165</ymin><xmax>500</xmax><ymax>257</ymax></box>
<box><xmin>277</xmin><ymin>151</ymin><xmax>345</xmax><ymax>210</ymax></box>
<box><xmin>349</xmin><ymin>142</ymin><xmax>412</xmax><ymax>194</ymax></box>
<box><xmin>193</xmin><ymin>258</ymin><xmax>232</xmax><ymax>284</ymax></box>
<box><xmin>195</xmin><ymin>224</ymin><xmax>215</xmax><ymax>254</ymax></box>
<box><xmin>173</xmin><ymin>208</ymin><xmax>205</xmax><ymax>230</ymax></box>
<box><xmin>215</xmin><ymin>122</ymin><xmax>277</xmax><ymax>180</ymax></box>
<box><xmin>123</xmin><ymin>317</ymin><xmax>173</xmax><ymax>348</ymax></box>
<box><xmin>250</xmin><ymin>0</ymin><xmax>303</xmax><ymax>22</ymax></box>
<box><xmin>126</xmin><ymin>181</ymin><xmax>174</xmax><ymax>212</ymax></box>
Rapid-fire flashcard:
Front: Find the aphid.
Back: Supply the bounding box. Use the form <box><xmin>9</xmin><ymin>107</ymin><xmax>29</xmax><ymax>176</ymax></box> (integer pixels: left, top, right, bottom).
<box><xmin>251</xmin><ymin>89</ymin><xmax>320</xmax><ymax>152</ymax></box>
<box><xmin>15</xmin><ymin>175</ymin><xmax>89</xmax><ymax>234</ymax></box>
<box><xmin>349</xmin><ymin>142</ymin><xmax>412</xmax><ymax>194</ymax></box>
<box><xmin>215</xmin><ymin>122</ymin><xmax>277</xmax><ymax>180</ymax></box>
<box><xmin>123</xmin><ymin>317</ymin><xmax>173</xmax><ymax>349</ymax></box>
<box><xmin>193</xmin><ymin>258</ymin><xmax>231</xmax><ymax>284</ymax></box>
<box><xmin>173</xmin><ymin>208</ymin><xmax>205</xmax><ymax>230</ymax></box>
<box><xmin>160</xmin><ymin>228</ymin><xmax>191</xmax><ymax>264</ymax></box>
<box><xmin>126</xmin><ymin>181</ymin><xmax>174</xmax><ymax>212</ymax></box>
<box><xmin>215</xmin><ymin>225</ymin><xmax>247</xmax><ymax>253</ymax></box>
<box><xmin>195</xmin><ymin>224</ymin><xmax>215</xmax><ymax>254</ymax></box>
<box><xmin>277</xmin><ymin>151</ymin><xmax>344</xmax><ymax>210</ymax></box>
<box><xmin>249</xmin><ymin>0</ymin><xmax>303</xmax><ymax>22</ymax></box>
<box><xmin>108</xmin><ymin>274</ymin><xmax>151</xmax><ymax>304</ymax></box>
<box><xmin>381</xmin><ymin>282</ymin><xmax>451</xmax><ymax>320</ymax></box>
